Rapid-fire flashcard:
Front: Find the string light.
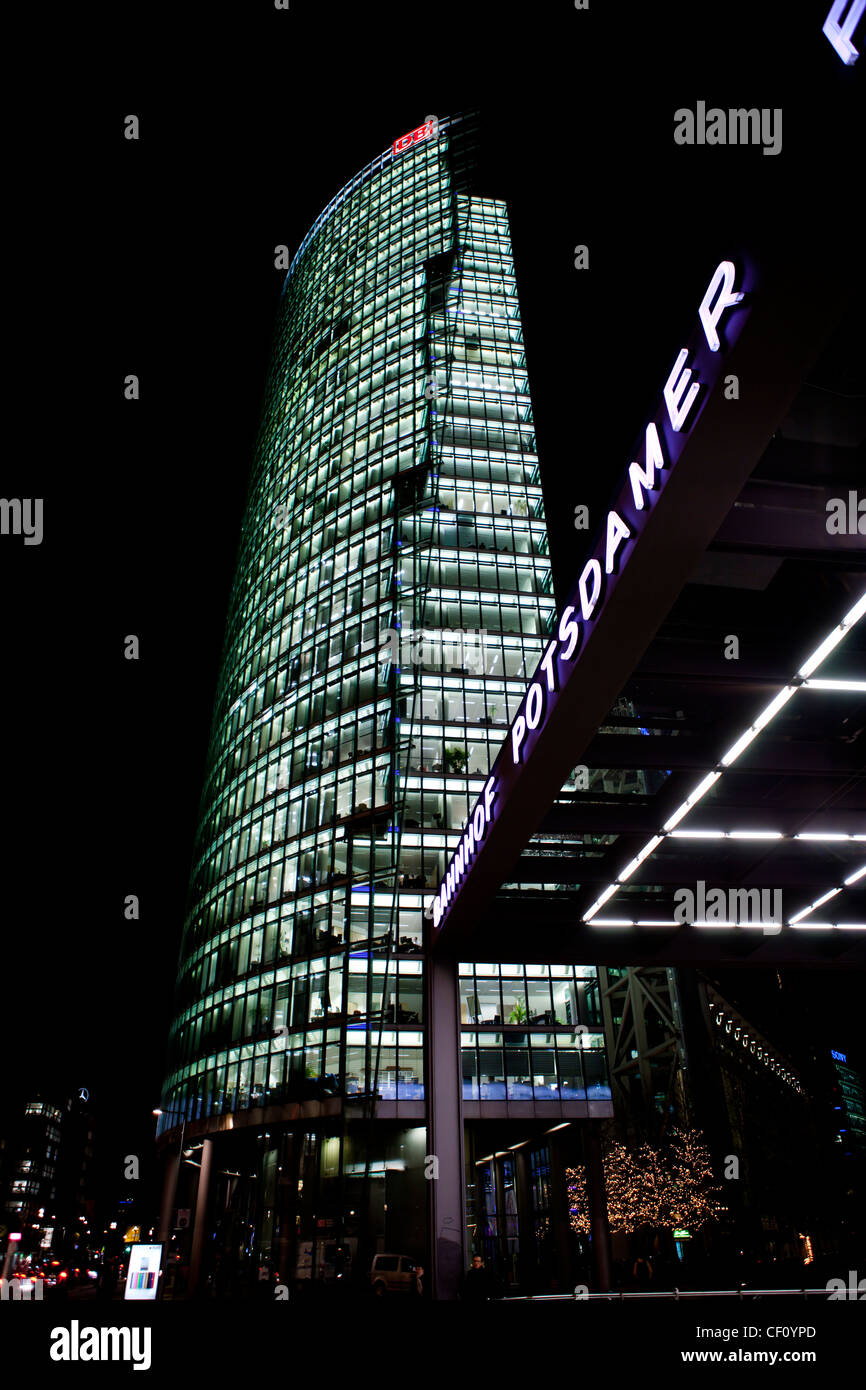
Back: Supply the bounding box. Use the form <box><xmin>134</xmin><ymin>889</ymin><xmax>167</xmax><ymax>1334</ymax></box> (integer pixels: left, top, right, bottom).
<box><xmin>566</xmin><ymin>1128</ymin><xmax>726</xmax><ymax>1235</ymax></box>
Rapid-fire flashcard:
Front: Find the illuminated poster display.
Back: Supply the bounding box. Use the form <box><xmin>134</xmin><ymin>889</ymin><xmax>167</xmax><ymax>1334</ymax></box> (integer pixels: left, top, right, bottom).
<box><xmin>124</xmin><ymin>1243</ymin><xmax>163</xmax><ymax>1302</ymax></box>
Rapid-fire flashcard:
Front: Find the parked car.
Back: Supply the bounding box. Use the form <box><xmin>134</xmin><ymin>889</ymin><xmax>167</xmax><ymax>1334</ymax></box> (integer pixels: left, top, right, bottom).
<box><xmin>369</xmin><ymin>1253</ymin><xmax>419</xmax><ymax>1295</ymax></box>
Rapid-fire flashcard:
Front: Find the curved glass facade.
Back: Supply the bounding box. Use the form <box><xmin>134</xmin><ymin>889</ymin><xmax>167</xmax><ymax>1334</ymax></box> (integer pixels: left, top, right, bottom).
<box><xmin>159</xmin><ymin>112</ymin><xmax>567</xmax><ymax>1127</ymax></box>
<box><xmin>157</xmin><ymin>113</ymin><xmax>609</xmax><ymax>1292</ymax></box>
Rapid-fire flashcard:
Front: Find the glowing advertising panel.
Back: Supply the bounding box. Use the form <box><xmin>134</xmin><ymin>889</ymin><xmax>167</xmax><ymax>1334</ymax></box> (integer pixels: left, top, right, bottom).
<box><xmin>124</xmin><ymin>1243</ymin><xmax>163</xmax><ymax>1302</ymax></box>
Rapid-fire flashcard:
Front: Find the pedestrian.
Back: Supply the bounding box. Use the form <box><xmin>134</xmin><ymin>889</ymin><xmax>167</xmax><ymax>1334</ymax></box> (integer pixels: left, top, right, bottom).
<box><xmin>462</xmin><ymin>1254</ymin><xmax>491</xmax><ymax>1300</ymax></box>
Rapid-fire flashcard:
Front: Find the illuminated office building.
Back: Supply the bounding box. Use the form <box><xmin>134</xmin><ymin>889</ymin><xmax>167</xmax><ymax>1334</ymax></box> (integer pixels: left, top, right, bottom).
<box><xmin>158</xmin><ymin>112</ymin><xmax>611</xmax><ymax>1296</ymax></box>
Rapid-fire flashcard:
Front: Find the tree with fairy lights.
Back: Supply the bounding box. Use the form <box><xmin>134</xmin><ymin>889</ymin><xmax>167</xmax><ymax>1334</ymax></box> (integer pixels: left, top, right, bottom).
<box><xmin>566</xmin><ymin>1127</ymin><xmax>725</xmax><ymax>1236</ymax></box>
<box><xmin>661</xmin><ymin>1126</ymin><xmax>726</xmax><ymax>1230</ymax></box>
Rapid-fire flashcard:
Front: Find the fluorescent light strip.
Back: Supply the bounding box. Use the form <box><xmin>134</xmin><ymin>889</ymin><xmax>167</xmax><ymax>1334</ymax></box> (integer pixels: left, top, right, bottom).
<box><xmin>803</xmin><ymin>678</ymin><xmax>866</xmax><ymax>693</ymax></box>
<box><xmin>720</xmin><ymin>726</ymin><xmax>760</xmax><ymax>766</ymax></box>
<box><xmin>789</xmin><ymin>887</ymin><xmax>843</xmax><ymax>924</ymax></box>
<box><xmin>618</xmin><ymin>833</ymin><xmax>665</xmax><ymax>883</ymax></box>
<box><xmin>789</xmin><ymin>863</ymin><xmax>866</xmax><ymax>927</ymax></box>
<box><xmin>753</xmin><ymin>685</ymin><xmax>799</xmax><ymax>734</ymax></box>
<box><xmin>686</xmin><ymin>770</ymin><xmax>722</xmax><ymax>803</ymax></box>
<box><xmin>672</xmin><ymin>831</ymin><xmax>865</xmax><ymax>841</ymax></box>
<box><xmin>582</xmin><ymin>591</ymin><xmax>866</xmax><ymax>926</ymax></box>
<box><xmin>583</xmin><ymin>883</ymin><xmax>618</xmax><ymax>921</ymax></box>
<box><xmin>662</xmin><ymin>800</ymin><xmax>693</xmax><ymax>833</ymax></box>
<box><xmin>796</xmin><ymin>833</ymin><xmax>865</xmax><ymax>842</ymax></box>
<box><xmin>786</xmin><ymin>922</ymin><xmax>866</xmax><ymax>931</ymax></box>
<box><xmin>797</xmin><ymin>590</ymin><xmax>866</xmax><ymax>677</ymax></box>
<box><xmin>662</xmin><ymin>772</ymin><xmax>722</xmax><ymax>833</ymax></box>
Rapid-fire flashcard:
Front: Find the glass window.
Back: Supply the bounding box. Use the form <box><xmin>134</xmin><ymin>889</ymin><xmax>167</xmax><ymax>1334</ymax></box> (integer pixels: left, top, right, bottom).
<box><xmin>475</xmin><ymin>977</ymin><xmax>502</xmax><ymax>1025</ymax></box>
<box><xmin>557</xmin><ymin>1049</ymin><xmax>585</xmax><ymax>1101</ymax></box>
<box><xmin>478</xmin><ymin>1048</ymin><xmax>505</xmax><ymax>1100</ymax></box>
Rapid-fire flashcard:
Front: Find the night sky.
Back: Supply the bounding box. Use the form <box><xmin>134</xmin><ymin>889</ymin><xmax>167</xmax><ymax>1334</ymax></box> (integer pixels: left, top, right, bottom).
<box><xmin>2</xmin><ymin>1</ymin><xmax>863</xmax><ymax>1158</ymax></box>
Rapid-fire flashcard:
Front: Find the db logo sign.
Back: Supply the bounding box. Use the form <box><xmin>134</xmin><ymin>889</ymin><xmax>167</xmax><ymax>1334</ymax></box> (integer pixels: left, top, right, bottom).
<box><xmin>393</xmin><ymin>118</ymin><xmax>438</xmax><ymax>155</ymax></box>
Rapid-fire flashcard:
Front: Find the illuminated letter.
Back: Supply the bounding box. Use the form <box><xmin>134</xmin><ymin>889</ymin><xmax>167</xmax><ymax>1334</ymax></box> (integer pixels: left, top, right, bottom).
<box><xmin>525</xmin><ymin>682</ymin><xmax>544</xmax><ymax>730</ymax></box>
<box><xmin>823</xmin><ymin>0</ymin><xmax>864</xmax><ymax>65</ymax></box>
<box><xmin>483</xmin><ymin>778</ymin><xmax>497</xmax><ymax>824</ymax></box>
<box><xmin>699</xmin><ymin>261</ymin><xmax>745</xmax><ymax>353</ymax></box>
<box><xmin>604</xmin><ymin>509</ymin><xmax>631</xmax><ymax>574</ymax></box>
<box><xmin>432</xmin><ymin>897</ymin><xmax>442</xmax><ymax>928</ymax></box>
<box><xmin>473</xmin><ymin>804</ymin><xmax>485</xmax><ymax>841</ymax></box>
<box><xmin>558</xmin><ymin>605</ymin><xmax>580</xmax><ymax>661</ymax></box>
<box><xmin>663</xmin><ymin>349</ymin><xmax>700</xmax><ymax>432</ymax></box>
<box><xmin>512</xmin><ymin>713</ymin><xmax>527</xmax><ymax>764</ymax></box>
<box><xmin>463</xmin><ymin>820</ymin><xmax>476</xmax><ymax>861</ymax></box>
<box><xmin>579</xmin><ymin>558</ymin><xmax>602</xmax><ymax>621</ymax></box>
<box><xmin>629</xmin><ymin>422</ymin><xmax>666</xmax><ymax>510</ymax></box>
<box><xmin>455</xmin><ymin>844</ymin><xmax>465</xmax><ymax>879</ymax></box>
<box><xmin>539</xmin><ymin>639</ymin><xmax>558</xmax><ymax>692</ymax></box>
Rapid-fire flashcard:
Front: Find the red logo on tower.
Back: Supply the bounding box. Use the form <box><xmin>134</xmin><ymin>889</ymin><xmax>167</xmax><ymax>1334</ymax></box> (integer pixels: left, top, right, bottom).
<box><xmin>393</xmin><ymin>119</ymin><xmax>437</xmax><ymax>155</ymax></box>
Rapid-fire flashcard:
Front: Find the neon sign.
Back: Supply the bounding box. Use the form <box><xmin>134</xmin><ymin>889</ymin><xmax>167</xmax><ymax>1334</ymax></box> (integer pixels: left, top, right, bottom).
<box><xmin>430</xmin><ymin>260</ymin><xmax>750</xmax><ymax>932</ymax></box>
<box><xmin>393</xmin><ymin>119</ymin><xmax>437</xmax><ymax>156</ymax></box>
<box><xmin>823</xmin><ymin>0</ymin><xmax>864</xmax><ymax>64</ymax></box>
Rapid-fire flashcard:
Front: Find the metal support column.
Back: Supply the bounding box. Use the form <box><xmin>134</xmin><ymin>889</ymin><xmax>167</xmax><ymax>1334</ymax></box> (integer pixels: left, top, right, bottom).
<box><xmin>425</xmin><ymin>952</ymin><xmax>466</xmax><ymax>1299</ymax></box>
<box><xmin>585</xmin><ymin>1122</ymin><xmax>612</xmax><ymax>1292</ymax></box>
<box><xmin>156</xmin><ymin>1120</ymin><xmax>185</xmax><ymax>1248</ymax></box>
<box><xmin>187</xmin><ymin>1137</ymin><xmax>214</xmax><ymax>1297</ymax></box>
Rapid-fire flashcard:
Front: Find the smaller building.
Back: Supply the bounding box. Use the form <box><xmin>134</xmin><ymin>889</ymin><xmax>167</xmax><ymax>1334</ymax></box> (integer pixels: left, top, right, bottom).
<box><xmin>1</xmin><ymin>1096</ymin><xmax>64</xmax><ymax>1259</ymax></box>
<box><xmin>827</xmin><ymin>1049</ymin><xmax>866</xmax><ymax>1157</ymax></box>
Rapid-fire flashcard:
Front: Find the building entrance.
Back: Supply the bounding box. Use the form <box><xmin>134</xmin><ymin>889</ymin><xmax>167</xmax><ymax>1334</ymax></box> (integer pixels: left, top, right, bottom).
<box><xmin>464</xmin><ymin>1119</ymin><xmax>599</xmax><ymax>1297</ymax></box>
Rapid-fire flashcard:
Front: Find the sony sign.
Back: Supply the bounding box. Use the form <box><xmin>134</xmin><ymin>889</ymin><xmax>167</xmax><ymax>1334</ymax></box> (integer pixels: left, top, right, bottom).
<box><xmin>429</xmin><ymin>260</ymin><xmax>750</xmax><ymax>932</ymax></box>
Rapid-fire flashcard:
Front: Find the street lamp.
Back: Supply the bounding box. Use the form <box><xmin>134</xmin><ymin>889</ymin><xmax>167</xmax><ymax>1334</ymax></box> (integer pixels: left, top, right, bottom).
<box><xmin>1</xmin><ymin>1232</ymin><xmax>22</xmax><ymax>1286</ymax></box>
<box><xmin>153</xmin><ymin>1106</ymin><xmax>188</xmax><ymax>1252</ymax></box>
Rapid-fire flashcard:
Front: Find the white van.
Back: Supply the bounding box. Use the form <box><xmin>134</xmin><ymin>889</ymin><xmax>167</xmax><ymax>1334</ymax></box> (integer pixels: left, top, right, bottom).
<box><xmin>369</xmin><ymin>1254</ymin><xmax>419</xmax><ymax>1295</ymax></box>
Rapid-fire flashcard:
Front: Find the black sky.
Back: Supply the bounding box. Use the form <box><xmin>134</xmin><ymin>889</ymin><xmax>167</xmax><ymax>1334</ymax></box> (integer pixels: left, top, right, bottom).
<box><xmin>2</xmin><ymin>1</ymin><xmax>863</xmax><ymax>1151</ymax></box>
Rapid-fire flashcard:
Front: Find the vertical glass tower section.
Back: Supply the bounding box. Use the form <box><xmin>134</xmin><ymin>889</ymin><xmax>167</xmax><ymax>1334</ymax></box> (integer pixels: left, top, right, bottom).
<box><xmin>159</xmin><ymin>114</ymin><xmax>557</xmax><ymax>1136</ymax></box>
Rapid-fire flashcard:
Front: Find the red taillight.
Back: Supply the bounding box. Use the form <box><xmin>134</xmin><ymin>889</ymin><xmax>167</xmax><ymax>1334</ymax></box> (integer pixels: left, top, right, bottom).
<box><xmin>59</xmin><ymin>1271</ymin><xmax>68</xmax><ymax>1280</ymax></box>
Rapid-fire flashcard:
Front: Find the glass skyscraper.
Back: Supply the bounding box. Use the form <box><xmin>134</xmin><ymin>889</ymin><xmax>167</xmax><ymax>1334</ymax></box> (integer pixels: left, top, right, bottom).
<box><xmin>158</xmin><ymin>112</ymin><xmax>610</xmax><ymax>1295</ymax></box>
